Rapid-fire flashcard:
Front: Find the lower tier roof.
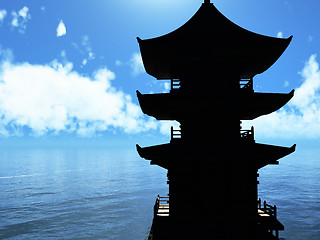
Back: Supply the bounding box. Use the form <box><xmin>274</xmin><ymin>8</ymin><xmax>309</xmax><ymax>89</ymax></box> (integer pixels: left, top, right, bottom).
<box><xmin>136</xmin><ymin>142</ymin><xmax>296</xmax><ymax>170</ymax></box>
<box><xmin>137</xmin><ymin>90</ymin><xmax>294</xmax><ymax>120</ymax></box>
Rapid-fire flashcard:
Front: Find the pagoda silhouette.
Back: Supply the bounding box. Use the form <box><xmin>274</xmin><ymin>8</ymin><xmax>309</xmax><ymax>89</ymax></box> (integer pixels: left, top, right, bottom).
<box><xmin>136</xmin><ymin>1</ymin><xmax>295</xmax><ymax>239</ymax></box>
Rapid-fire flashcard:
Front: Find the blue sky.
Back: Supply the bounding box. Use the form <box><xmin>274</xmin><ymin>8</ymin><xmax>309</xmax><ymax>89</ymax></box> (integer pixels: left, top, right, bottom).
<box><xmin>0</xmin><ymin>0</ymin><xmax>320</xmax><ymax>148</ymax></box>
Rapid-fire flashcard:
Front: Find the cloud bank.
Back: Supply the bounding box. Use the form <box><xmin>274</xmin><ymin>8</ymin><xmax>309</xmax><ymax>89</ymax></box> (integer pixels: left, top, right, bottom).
<box><xmin>0</xmin><ymin>49</ymin><xmax>159</xmax><ymax>137</ymax></box>
<box><xmin>0</xmin><ymin>45</ymin><xmax>318</xmax><ymax>140</ymax></box>
<box><xmin>245</xmin><ymin>54</ymin><xmax>320</xmax><ymax>139</ymax></box>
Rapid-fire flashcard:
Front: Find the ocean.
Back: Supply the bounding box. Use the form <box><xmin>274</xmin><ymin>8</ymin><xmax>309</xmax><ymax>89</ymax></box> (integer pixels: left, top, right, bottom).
<box><xmin>0</xmin><ymin>145</ymin><xmax>319</xmax><ymax>239</ymax></box>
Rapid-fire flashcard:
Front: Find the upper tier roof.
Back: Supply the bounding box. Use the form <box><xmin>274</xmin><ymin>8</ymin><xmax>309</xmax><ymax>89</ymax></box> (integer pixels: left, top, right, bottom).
<box><xmin>137</xmin><ymin>1</ymin><xmax>292</xmax><ymax>79</ymax></box>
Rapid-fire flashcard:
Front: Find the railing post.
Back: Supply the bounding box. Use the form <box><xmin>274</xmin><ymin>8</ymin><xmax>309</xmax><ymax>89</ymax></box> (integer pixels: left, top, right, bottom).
<box><xmin>251</xmin><ymin>126</ymin><xmax>254</xmax><ymax>141</ymax></box>
<box><xmin>154</xmin><ymin>195</ymin><xmax>160</xmax><ymax>217</ymax></box>
<box><xmin>171</xmin><ymin>126</ymin><xmax>173</xmax><ymax>141</ymax></box>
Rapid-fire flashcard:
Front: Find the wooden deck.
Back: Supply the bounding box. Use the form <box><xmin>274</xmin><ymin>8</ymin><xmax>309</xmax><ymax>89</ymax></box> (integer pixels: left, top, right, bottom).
<box><xmin>257</xmin><ymin>198</ymin><xmax>284</xmax><ymax>239</ymax></box>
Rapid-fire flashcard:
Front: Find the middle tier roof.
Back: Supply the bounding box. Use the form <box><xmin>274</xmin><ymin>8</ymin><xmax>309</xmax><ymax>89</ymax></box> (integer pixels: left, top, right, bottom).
<box><xmin>136</xmin><ymin>142</ymin><xmax>296</xmax><ymax>170</ymax></box>
<box><xmin>137</xmin><ymin>90</ymin><xmax>294</xmax><ymax>121</ymax></box>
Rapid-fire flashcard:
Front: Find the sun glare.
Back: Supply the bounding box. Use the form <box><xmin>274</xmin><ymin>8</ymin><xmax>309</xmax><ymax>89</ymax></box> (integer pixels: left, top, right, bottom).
<box><xmin>130</xmin><ymin>0</ymin><xmax>197</xmax><ymax>11</ymax></box>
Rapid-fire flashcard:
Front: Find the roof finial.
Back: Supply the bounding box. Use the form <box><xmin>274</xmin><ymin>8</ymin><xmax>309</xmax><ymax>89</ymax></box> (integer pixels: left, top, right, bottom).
<box><xmin>204</xmin><ymin>0</ymin><xmax>211</xmax><ymax>4</ymax></box>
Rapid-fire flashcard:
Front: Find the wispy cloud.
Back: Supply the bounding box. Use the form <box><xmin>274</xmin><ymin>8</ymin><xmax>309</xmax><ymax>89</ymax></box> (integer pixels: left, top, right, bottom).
<box><xmin>245</xmin><ymin>54</ymin><xmax>320</xmax><ymax>139</ymax></box>
<box><xmin>80</xmin><ymin>35</ymin><xmax>95</xmax><ymax>67</ymax></box>
<box><xmin>56</xmin><ymin>20</ymin><xmax>66</xmax><ymax>37</ymax></box>
<box><xmin>115</xmin><ymin>52</ymin><xmax>145</xmax><ymax>76</ymax></box>
<box><xmin>40</xmin><ymin>6</ymin><xmax>46</xmax><ymax>14</ymax></box>
<box><xmin>130</xmin><ymin>52</ymin><xmax>145</xmax><ymax>76</ymax></box>
<box><xmin>0</xmin><ymin>9</ymin><xmax>7</xmax><ymax>23</ymax></box>
<box><xmin>71</xmin><ymin>35</ymin><xmax>96</xmax><ymax>67</ymax></box>
<box><xmin>11</xmin><ymin>6</ymin><xmax>31</xmax><ymax>33</ymax></box>
<box><xmin>277</xmin><ymin>31</ymin><xmax>283</xmax><ymax>38</ymax></box>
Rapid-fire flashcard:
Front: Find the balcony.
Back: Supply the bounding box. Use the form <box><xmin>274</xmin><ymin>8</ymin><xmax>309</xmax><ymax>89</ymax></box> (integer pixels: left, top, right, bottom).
<box><xmin>257</xmin><ymin>198</ymin><xmax>284</xmax><ymax>239</ymax></box>
<box><xmin>240</xmin><ymin>126</ymin><xmax>254</xmax><ymax>142</ymax></box>
<box><xmin>154</xmin><ymin>195</ymin><xmax>170</xmax><ymax>217</ymax></box>
<box><xmin>151</xmin><ymin>196</ymin><xmax>283</xmax><ymax>239</ymax></box>
<box><xmin>240</xmin><ymin>78</ymin><xmax>253</xmax><ymax>92</ymax></box>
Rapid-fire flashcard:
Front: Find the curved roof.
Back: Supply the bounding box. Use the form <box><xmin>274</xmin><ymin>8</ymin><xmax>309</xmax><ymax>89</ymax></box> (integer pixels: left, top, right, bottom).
<box><xmin>136</xmin><ymin>142</ymin><xmax>296</xmax><ymax>170</ymax></box>
<box><xmin>136</xmin><ymin>90</ymin><xmax>294</xmax><ymax>121</ymax></box>
<box><xmin>138</xmin><ymin>2</ymin><xmax>292</xmax><ymax>79</ymax></box>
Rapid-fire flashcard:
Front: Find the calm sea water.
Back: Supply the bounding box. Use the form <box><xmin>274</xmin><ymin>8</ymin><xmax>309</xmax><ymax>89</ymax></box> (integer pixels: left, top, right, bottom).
<box><xmin>259</xmin><ymin>147</ymin><xmax>320</xmax><ymax>240</ymax></box>
<box><xmin>0</xmin><ymin>145</ymin><xmax>319</xmax><ymax>239</ymax></box>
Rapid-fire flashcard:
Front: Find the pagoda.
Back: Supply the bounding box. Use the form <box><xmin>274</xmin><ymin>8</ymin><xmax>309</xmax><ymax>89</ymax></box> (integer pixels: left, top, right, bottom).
<box><xmin>136</xmin><ymin>1</ymin><xmax>295</xmax><ymax>239</ymax></box>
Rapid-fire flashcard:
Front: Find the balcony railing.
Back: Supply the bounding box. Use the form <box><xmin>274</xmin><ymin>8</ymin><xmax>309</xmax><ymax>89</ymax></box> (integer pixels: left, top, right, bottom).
<box><xmin>170</xmin><ymin>79</ymin><xmax>181</xmax><ymax>92</ymax></box>
<box><xmin>154</xmin><ymin>195</ymin><xmax>170</xmax><ymax>217</ymax></box>
<box><xmin>257</xmin><ymin>198</ymin><xmax>283</xmax><ymax>239</ymax></box>
<box><xmin>240</xmin><ymin>78</ymin><xmax>253</xmax><ymax>92</ymax></box>
<box><xmin>240</xmin><ymin>126</ymin><xmax>254</xmax><ymax>142</ymax></box>
<box><xmin>152</xmin><ymin>196</ymin><xmax>283</xmax><ymax>239</ymax></box>
<box><xmin>171</xmin><ymin>126</ymin><xmax>182</xmax><ymax>142</ymax></box>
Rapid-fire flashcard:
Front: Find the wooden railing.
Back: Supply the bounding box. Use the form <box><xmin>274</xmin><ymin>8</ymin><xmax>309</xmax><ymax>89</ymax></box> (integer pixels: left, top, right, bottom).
<box><xmin>240</xmin><ymin>78</ymin><xmax>253</xmax><ymax>91</ymax></box>
<box><xmin>240</xmin><ymin>126</ymin><xmax>254</xmax><ymax>141</ymax></box>
<box><xmin>171</xmin><ymin>126</ymin><xmax>182</xmax><ymax>141</ymax></box>
<box><xmin>257</xmin><ymin>198</ymin><xmax>281</xmax><ymax>239</ymax></box>
<box><xmin>257</xmin><ymin>198</ymin><xmax>277</xmax><ymax>218</ymax></box>
<box><xmin>154</xmin><ymin>195</ymin><xmax>170</xmax><ymax>217</ymax></box>
<box><xmin>171</xmin><ymin>79</ymin><xmax>181</xmax><ymax>91</ymax></box>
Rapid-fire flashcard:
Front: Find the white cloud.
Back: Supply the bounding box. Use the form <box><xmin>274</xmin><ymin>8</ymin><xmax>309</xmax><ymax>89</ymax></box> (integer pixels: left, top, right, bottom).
<box><xmin>0</xmin><ymin>50</ymin><xmax>159</xmax><ymax>137</ymax></box>
<box><xmin>81</xmin><ymin>59</ymin><xmax>88</xmax><ymax>66</ymax></box>
<box><xmin>56</xmin><ymin>20</ymin><xmax>66</xmax><ymax>37</ymax></box>
<box><xmin>159</xmin><ymin>120</ymin><xmax>180</xmax><ymax>136</ymax></box>
<box><xmin>130</xmin><ymin>52</ymin><xmax>145</xmax><ymax>76</ymax></box>
<box><xmin>18</xmin><ymin>6</ymin><xmax>29</xmax><ymax>18</ymax></box>
<box><xmin>11</xmin><ymin>15</ymin><xmax>18</xmax><ymax>27</ymax></box>
<box><xmin>11</xmin><ymin>6</ymin><xmax>31</xmax><ymax>33</ymax></box>
<box><xmin>115</xmin><ymin>53</ymin><xmax>145</xmax><ymax>76</ymax></box>
<box><xmin>244</xmin><ymin>54</ymin><xmax>320</xmax><ymax>139</ymax></box>
<box><xmin>277</xmin><ymin>31</ymin><xmax>283</xmax><ymax>38</ymax></box>
<box><xmin>0</xmin><ymin>9</ymin><xmax>7</xmax><ymax>23</ymax></box>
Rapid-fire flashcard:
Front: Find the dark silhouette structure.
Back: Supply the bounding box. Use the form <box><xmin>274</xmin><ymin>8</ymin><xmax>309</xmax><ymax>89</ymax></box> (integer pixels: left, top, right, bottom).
<box><xmin>136</xmin><ymin>1</ymin><xmax>295</xmax><ymax>239</ymax></box>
